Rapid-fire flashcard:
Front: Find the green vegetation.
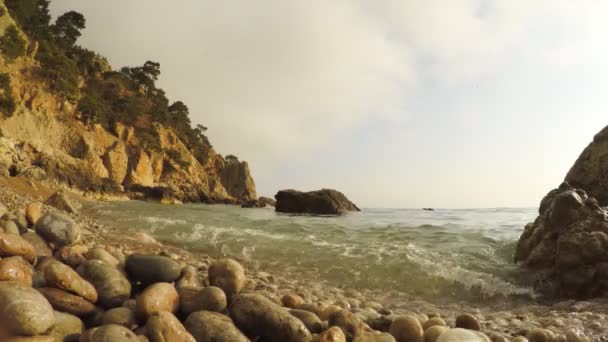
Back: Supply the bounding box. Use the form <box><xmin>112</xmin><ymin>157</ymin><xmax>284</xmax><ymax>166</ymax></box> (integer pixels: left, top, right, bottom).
<box><xmin>0</xmin><ymin>73</ymin><xmax>15</xmax><ymax>116</ymax></box>
<box><xmin>165</xmin><ymin>149</ymin><xmax>190</xmax><ymax>169</ymax></box>
<box><xmin>4</xmin><ymin>0</ymin><xmax>216</xmax><ymax>165</ymax></box>
<box><xmin>0</xmin><ymin>25</ymin><xmax>26</xmax><ymax>60</ymax></box>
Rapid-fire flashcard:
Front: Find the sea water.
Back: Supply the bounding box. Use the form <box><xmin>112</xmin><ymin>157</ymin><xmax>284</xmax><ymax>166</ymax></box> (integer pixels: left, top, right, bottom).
<box><xmin>84</xmin><ymin>202</ymin><xmax>538</xmax><ymax>306</ymax></box>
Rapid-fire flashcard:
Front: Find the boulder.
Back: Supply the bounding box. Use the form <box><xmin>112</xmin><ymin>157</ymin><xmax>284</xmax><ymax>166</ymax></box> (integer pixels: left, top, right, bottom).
<box><xmin>0</xmin><ymin>232</ymin><xmax>36</xmax><ymax>263</ymax></box>
<box><xmin>77</xmin><ymin>260</ymin><xmax>132</xmax><ymax>308</ymax></box>
<box><xmin>184</xmin><ymin>311</ymin><xmax>250</xmax><ymax>342</ymax></box>
<box><xmin>0</xmin><ymin>256</ymin><xmax>33</xmax><ymax>285</ymax></box>
<box><xmin>126</xmin><ymin>254</ymin><xmax>183</xmax><ymax>285</ymax></box>
<box><xmin>275</xmin><ymin>189</ymin><xmax>360</xmax><ymax>215</ymax></box>
<box><xmin>103</xmin><ymin>143</ymin><xmax>129</xmax><ymax>185</ymax></box>
<box><xmin>44</xmin><ymin>260</ymin><xmax>98</xmax><ymax>303</ymax></box>
<box><xmin>515</xmin><ymin>182</ymin><xmax>608</xmax><ymax>297</ymax></box>
<box><xmin>219</xmin><ymin>159</ymin><xmax>257</xmax><ymax>203</ymax></box>
<box><xmin>436</xmin><ymin>329</ymin><xmax>490</xmax><ymax>342</ymax></box>
<box><xmin>44</xmin><ymin>190</ymin><xmax>81</xmax><ymax>214</ymax></box>
<box><xmin>35</xmin><ymin>212</ymin><xmax>81</xmax><ymax>247</ymax></box>
<box><xmin>135</xmin><ymin>282</ymin><xmax>179</xmax><ymax>319</ymax></box>
<box><xmin>0</xmin><ymin>281</ymin><xmax>55</xmax><ymax>336</ymax></box>
<box><xmin>208</xmin><ymin>258</ymin><xmax>245</xmax><ymax>299</ymax></box>
<box><xmin>146</xmin><ymin>311</ymin><xmax>195</xmax><ymax>342</ymax></box>
<box><xmin>37</xmin><ymin>287</ymin><xmax>97</xmax><ymax>317</ymax></box>
<box><xmin>230</xmin><ymin>292</ymin><xmax>312</xmax><ymax>342</ymax></box>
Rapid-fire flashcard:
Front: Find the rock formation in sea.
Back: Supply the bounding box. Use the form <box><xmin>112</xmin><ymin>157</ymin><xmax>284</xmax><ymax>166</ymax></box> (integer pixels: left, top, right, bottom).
<box><xmin>516</xmin><ymin>124</ymin><xmax>608</xmax><ymax>298</ymax></box>
<box><xmin>0</xmin><ymin>1</ymin><xmax>256</xmax><ymax>205</ymax></box>
<box><xmin>275</xmin><ymin>189</ymin><xmax>360</xmax><ymax>215</ymax></box>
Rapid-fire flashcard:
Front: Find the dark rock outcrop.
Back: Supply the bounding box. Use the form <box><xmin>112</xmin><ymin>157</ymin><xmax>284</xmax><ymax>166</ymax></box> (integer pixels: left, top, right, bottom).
<box><xmin>515</xmin><ymin>182</ymin><xmax>608</xmax><ymax>298</ymax></box>
<box><xmin>275</xmin><ymin>189</ymin><xmax>360</xmax><ymax>215</ymax></box>
<box><xmin>242</xmin><ymin>197</ymin><xmax>276</xmax><ymax>208</ymax></box>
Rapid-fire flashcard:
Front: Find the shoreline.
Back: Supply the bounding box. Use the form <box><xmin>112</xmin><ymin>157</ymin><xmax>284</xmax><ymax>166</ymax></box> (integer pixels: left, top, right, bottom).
<box><xmin>0</xmin><ymin>176</ymin><xmax>605</xmax><ymax>340</ymax></box>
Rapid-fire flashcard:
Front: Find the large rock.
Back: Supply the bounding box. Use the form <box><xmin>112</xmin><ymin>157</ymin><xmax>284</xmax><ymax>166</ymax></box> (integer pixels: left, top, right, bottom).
<box><xmin>275</xmin><ymin>189</ymin><xmax>360</xmax><ymax>215</ymax></box>
<box><xmin>126</xmin><ymin>254</ymin><xmax>183</xmax><ymax>285</ymax></box>
<box><xmin>44</xmin><ymin>190</ymin><xmax>81</xmax><ymax>214</ymax></box>
<box><xmin>515</xmin><ymin>182</ymin><xmax>608</xmax><ymax>297</ymax></box>
<box><xmin>103</xmin><ymin>142</ymin><xmax>129</xmax><ymax>185</ymax></box>
<box><xmin>230</xmin><ymin>293</ymin><xmax>312</xmax><ymax>342</ymax></box>
<box><xmin>0</xmin><ymin>281</ymin><xmax>55</xmax><ymax>336</ymax></box>
<box><xmin>184</xmin><ymin>311</ymin><xmax>250</xmax><ymax>342</ymax></box>
<box><xmin>77</xmin><ymin>260</ymin><xmax>132</xmax><ymax>308</ymax></box>
<box><xmin>219</xmin><ymin>158</ymin><xmax>257</xmax><ymax>203</ymax></box>
<box><xmin>127</xmin><ymin>150</ymin><xmax>154</xmax><ymax>187</ymax></box>
<box><xmin>35</xmin><ymin>212</ymin><xmax>81</xmax><ymax>247</ymax></box>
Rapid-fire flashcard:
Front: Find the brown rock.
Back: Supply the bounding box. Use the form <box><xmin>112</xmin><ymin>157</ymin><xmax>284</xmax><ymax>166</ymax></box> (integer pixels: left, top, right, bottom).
<box><xmin>0</xmin><ymin>256</ymin><xmax>34</xmax><ymax>285</ymax></box>
<box><xmin>208</xmin><ymin>258</ymin><xmax>245</xmax><ymax>299</ymax></box>
<box><xmin>282</xmin><ymin>293</ymin><xmax>305</xmax><ymax>308</ymax></box>
<box><xmin>389</xmin><ymin>315</ymin><xmax>423</xmax><ymax>342</ymax></box>
<box><xmin>44</xmin><ymin>260</ymin><xmax>98</xmax><ymax>303</ymax></box>
<box><xmin>422</xmin><ymin>317</ymin><xmax>446</xmax><ymax>330</ymax></box>
<box><xmin>0</xmin><ymin>281</ymin><xmax>55</xmax><ymax>336</ymax></box>
<box><xmin>103</xmin><ymin>142</ymin><xmax>129</xmax><ymax>185</ymax></box>
<box><xmin>56</xmin><ymin>245</ymin><xmax>89</xmax><ymax>268</ymax></box>
<box><xmin>21</xmin><ymin>232</ymin><xmax>53</xmax><ymax>257</ymax></box>
<box><xmin>101</xmin><ymin>307</ymin><xmax>137</xmax><ymax>329</ymax></box>
<box><xmin>146</xmin><ymin>311</ymin><xmax>195</xmax><ymax>342</ymax></box>
<box><xmin>320</xmin><ymin>304</ymin><xmax>343</xmax><ymax>321</ymax></box>
<box><xmin>37</xmin><ymin>287</ymin><xmax>97</xmax><ymax>317</ymax></box>
<box><xmin>136</xmin><ymin>282</ymin><xmax>179</xmax><ymax>320</ymax></box>
<box><xmin>328</xmin><ymin>310</ymin><xmax>367</xmax><ymax>341</ymax></box>
<box><xmin>180</xmin><ymin>286</ymin><xmax>227</xmax><ymax>316</ymax></box>
<box><xmin>81</xmin><ymin>324</ymin><xmax>140</xmax><ymax>341</ymax></box>
<box><xmin>424</xmin><ymin>326</ymin><xmax>449</xmax><ymax>342</ymax></box>
<box><xmin>25</xmin><ymin>203</ymin><xmax>42</xmax><ymax>226</ymax></box>
<box><xmin>319</xmin><ymin>326</ymin><xmax>347</xmax><ymax>342</ymax></box>
<box><xmin>455</xmin><ymin>314</ymin><xmax>481</xmax><ymax>331</ymax></box>
<box><xmin>0</xmin><ymin>233</ymin><xmax>36</xmax><ymax>263</ymax></box>
<box><xmin>45</xmin><ymin>190</ymin><xmax>81</xmax><ymax>214</ymax></box>
<box><xmin>86</xmin><ymin>247</ymin><xmax>120</xmax><ymax>267</ymax></box>
<box><xmin>184</xmin><ymin>311</ymin><xmax>250</xmax><ymax>342</ymax></box>
<box><xmin>47</xmin><ymin>310</ymin><xmax>84</xmax><ymax>341</ymax></box>
<box><xmin>77</xmin><ymin>259</ymin><xmax>132</xmax><ymax>308</ymax></box>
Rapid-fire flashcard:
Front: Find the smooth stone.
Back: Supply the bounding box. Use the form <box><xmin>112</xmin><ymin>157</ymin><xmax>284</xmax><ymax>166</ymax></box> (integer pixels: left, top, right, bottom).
<box><xmin>146</xmin><ymin>311</ymin><xmax>195</xmax><ymax>342</ymax></box>
<box><xmin>511</xmin><ymin>338</ymin><xmax>528</xmax><ymax>342</ymax></box>
<box><xmin>25</xmin><ymin>203</ymin><xmax>41</xmax><ymax>226</ymax></box>
<box><xmin>208</xmin><ymin>258</ymin><xmax>245</xmax><ymax>299</ymax></box>
<box><xmin>318</xmin><ymin>326</ymin><xmax>347</xmax><ymax>342</ymax></box>
<box><xmin>290</xmin><ymin>309</ymin><xmax>323</xmax><ymax>333</ymax></box>
<box><xmin>1</xmin><ymin>219</ymin><xmax>20</xmax><ymax>235</ymax></box>
<box><xmin>6</xmin><ymin>336</ymin><xmax>55</xmax><ymax>341</ymax></box>
<box><xmin>328</xmin><ymin>309</ymin><xmax>367</xmax><ymax>341</ymax></box>
<box><xmin>56</xmin><ymin>245</ymin><xmax>88</xmax><ymax>268</ymax></box>
<box><xmin>389</xmin><ymin>315</ymin><xmax>424</xmax><ymax>342</ymax></box>
<box><xmin>77</xmin><ymin>260</ymin><xmax>132</xmax><ymax>308</ymax></box>
<box><xmin>126</xmin><ymin>255</ymin><xmax>183</xmax><ymax>285</ymax></box>
<box><xmin>136</xmin><ymin>282</ymin><xmax>179</xmax><ymax>320</ymax></box>
<box><xmin>422</xmin><ymin>317</ymin><xmax>447</xmax><ymax>330</ymax></box>
<box><xmin>320</xmin><ymin>304</ymin><xmax>343</xmax><ymax>321</ymax></box>
<box><xmin>21</xmin><ymin>232</ymin><xmax>53</xmax><ymax>257</ymax></box>
<box><xmin>353</xmin><ymin>332</ymin><xmax>397</xmax><ymax>342</ymax></box>
<box><xmin>455</xmin><ymin>314</ymin><xmax>481</xmax><ymax>331</ymax></box>
<box><xmin>230</xmin><ymin>293</ymin><xmax>311</xmax><ymax>342</ymax></box>
<box><xmin>298</xmin><ymin>303</ymin><xmax>325</xmax><ymax>317</ymax></box>
<box><xmin>176</xmin><ymin>265</ymin><xmax>202</xmax><ymax>288</ymax></box>
<box><xmin>102</xmin><ymin>307</ymin><xmax>137</xmax><ymax>329</ymax></box>
<box><xmin>35</xmin><ymin>212</ymin><xmax>81</xmax><ymax>247</ymax></box>
<box><xmin>47</xmin><ymin>310</ymin><xmax>84</xmax><ymax>342</ymax></box>
<box><xmin>44</xmin><ymin>260</ymin><xmax>98</xmax><ymax>303</ymax></box>
<box><xmin>0</xmin><ymin>281</ymin><xmax>55</xmax><ymax>336</ymax></box>
<box><xmin>0</xmin><ymin>232</ymin><xmax>36</xmax><ymax>263</ymax></box>
<box><xmin>0</xmin><ymin>256</ymin><xmax>33</xmax><ymax>285</ymax></box>
<box><xmin>283</xmin><ymin>293</ymin><xmax>306</xmax><ymax>308</ymax></box>
<box><xmin>184</xmin><ymin>311</ymin><xmax>250</xmax><ymax>342</ymax></box>
<box><xmin>424</xmin><ymin>326</ymin><xmax>449</xmax><ymax>342</ymax></box>
<box><xmin>180</xmin><ymin>286</ymin><xmax>227</xmax><ymax>316</ymax></box>
<box><xmin>81</xmin><ymin>324</ymin><xmax>140</xmax><ymax>341</ymax></box>
<box><xmin>86</xmin><ymin>247</ymin><xmax>120</xmax><ymax>267</ymax></box>
<box><xmin>13</xmin><ymin>209</ymin><xmax>28</xmax><ymax>234</ymax></box>
<box><xmin>436</xmin><ymin>329</ymin><xmax>491</xmax><ymax>342</ymax></box>
<box><xmin>37</xmin><ymin>287</ymin><xmax>97</xmax><ymax>317</ymax></box>
<box><xmin>527</xmin><ymin>329</ymin><xmax>555</xmax><ymax>342</ymax></box>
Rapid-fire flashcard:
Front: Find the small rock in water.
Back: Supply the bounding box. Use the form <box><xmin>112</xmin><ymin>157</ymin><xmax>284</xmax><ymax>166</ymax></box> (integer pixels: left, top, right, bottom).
<box><xmin>389</xmin><ymin>315</ymin><xmax>424</xmax><ymax>342</ymax></box>
<box><xmin>136</xmin><ymin>282</ymin><xmax>179</xmax><ymax>319</ymax></box>
<box><xmin>455</xmin><ymin>313</ymin><xmax>481</xmax><ymax>331</ymax></box>
<box><xmin>184</xmin><ymin>310</ymin><xmax>250</xmax><ymax>342</ymax></box>
<box><xmin>126</xmin><ymin>254</ymin><xmax>183</xmax><ymax>285</ymax></box>
<box><xmin>208</xmin><ymin>258</ymin><xmax>246</xmax><ymax>299</ymax></box>
<box><xmin>35</xmin><ymin>212</ymin><xmax>81</xmax><ymax>247</ymax></box>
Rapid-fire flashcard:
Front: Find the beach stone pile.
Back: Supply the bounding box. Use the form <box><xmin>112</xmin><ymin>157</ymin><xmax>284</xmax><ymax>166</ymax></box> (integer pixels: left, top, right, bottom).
<box><xmin>0</xmin><ymin>199</ymin><xmax>591</xmax><ymax>341</ymax></box>
<box><xmin>516</xmin><ymin>181</ymin><xmax>608</xmax><ymax>298</ymax></box>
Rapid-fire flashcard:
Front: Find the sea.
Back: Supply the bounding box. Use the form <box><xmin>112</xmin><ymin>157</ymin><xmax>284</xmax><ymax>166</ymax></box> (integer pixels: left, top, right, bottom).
<box><xmin>83</xmin><ymin>202</ymin><xmax>539</xmax><ymax>307</ymax></box>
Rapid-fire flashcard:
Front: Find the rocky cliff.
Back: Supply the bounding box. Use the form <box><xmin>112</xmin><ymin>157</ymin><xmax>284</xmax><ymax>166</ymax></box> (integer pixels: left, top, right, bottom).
<box><xmin>0</xmin><ymin>1</ymin><xmax>256</xmax><ymax>204</ymax></box>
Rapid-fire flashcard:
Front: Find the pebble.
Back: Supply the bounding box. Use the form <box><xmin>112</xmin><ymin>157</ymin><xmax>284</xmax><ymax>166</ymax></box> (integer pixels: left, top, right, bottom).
<box><xmin>422</xmin><ymin>317</ymin><xmax>447</xmax><ymax>330</ymax></box>
<box><xmin>0</xmin><ymin>232</ymin><xmax>36</xmax><ymax>263</ymax></box>
<box><xmin>389</xmin><ymin>315</ymin><xmax>424</xmax><ymax>342</ymax></box>
<box><xmin>455</xmin><ymin>313</ymin><xmax>481</xmax><ymax>331</ymax></box>
<box><xmin>35</xmin><ymin>212</ymin><xmax>81</xmax><ymax>247</ymax></box>
<box><xmin>283</xmin><ymin>293</ymin><xmax>306</xmax><ymax>308</ymax></box>
<box><xmin>424</xmin><ymin>326</ymin><xmax>449</xmax><ymax>342</ymax></box>
<box><xmin>136</xmin><ymin>282</ymin><xmax>179</xmax><ymax>319</ymax></box>
<box><xmin>101</xmin><ymin>307</ymin><xmax>138</xmax><ymax>329</ymax></box>
<box><xmin>184</xmin><ymin>310</ymin><xmax>250</xmax><ymax>342</ymax></box>
<box><xmin>21</xmin><ymin>232</ymin><xmax>53</xmax><ymax>257</ymax></box>
<box><xmin>80</xmin><ymin>324</ymin><xmax>140</xmax><ymax>341</ymax></box>
<box><xmin>126</xmin><ymin>254</ymin><xmax>183</xmax><ymax>285</ymax></box>
<box><xmin>77</xmin><ymin>259</ymin><xmax>132</xmax><ymax>308</ymax></box>
<box><xmin>0</xmin><ymin>281</ymin><xmax>55</xmax><ymax>336</ymax></box>
<box><xmin>0</xmin><ymin>256</ymin><xmax>33</xmax><ymax>285</ymax></box>
<box><xmin>25</xmin><ymin>202</ymin><xmax>41</xmax><ymax>226</ymax></box>
<box><xmin>436</xmin><ymin>328</ymin><xmax>490</xmax><ymax>342</ymax></box>
<box><xmin>208</xmin><ymin>258</ymin><xmax>246</xmax><ymax>299</ymax></box>
<box><xmin>318</xmin><ymin>326</ymin><xmax>347</xmax><ymax>342</ymax></box>
<box><xmin>44</xmin><ymin>260</ymin><xmax>98</xmax><ymax>303</ymax></box>
<box><xmin>146</xmin><ymin>311</ymin><xmax>195</xmax><ymax>342</ymax></box>
<box><xmin>37</xmin><ymin>287</ymin><xmax>97</xmax><ymax>316</ymax></box>
<box><xmin>290</xmin><ymin>309</ymin><xmax>324</xmax><ymax>333</ymax></box>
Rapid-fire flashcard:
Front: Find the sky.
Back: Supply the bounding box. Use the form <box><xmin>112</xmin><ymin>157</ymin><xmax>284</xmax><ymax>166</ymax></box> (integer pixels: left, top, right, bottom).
<box><xmin>49</xmin><ymin>1</ymin><xmax>608</xmax><ymax>208</ymax></box>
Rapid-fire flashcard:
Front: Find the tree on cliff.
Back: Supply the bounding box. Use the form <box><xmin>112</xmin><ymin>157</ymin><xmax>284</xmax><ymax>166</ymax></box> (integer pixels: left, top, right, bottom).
<box><xmin>121</xmin><ymin>61</ymin><xmax>161</xmax><ymax>94</ymax></box>
<box><xmin>0</xmin><ymin>25</ymin><xmax>27</xmax><ymax>60</ymax></box>
<box><xmin>4</xmin><ymin>0</ymin><xmax>51</xmax><ymax>39</ymax></box>
<box><xmin>52</xmin><ymin>11</ymin><xmax>86</xmax><ymax>47</ymax></box>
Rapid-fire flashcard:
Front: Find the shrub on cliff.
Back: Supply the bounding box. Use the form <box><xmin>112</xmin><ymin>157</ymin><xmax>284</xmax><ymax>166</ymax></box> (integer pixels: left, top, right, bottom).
<box><xmin>0</xmin><ymin>73</ymin><xmax>15</xmax><ymax>116</ymax></box>
<box><xmin>0</xmin><ymin>25</ymin><xmax>27</xmax><ymax>61</ymax></box>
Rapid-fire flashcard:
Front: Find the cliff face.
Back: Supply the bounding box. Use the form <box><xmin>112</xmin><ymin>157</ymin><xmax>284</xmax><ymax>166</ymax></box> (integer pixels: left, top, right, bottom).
<box><xmin>0</xmin><ymin>3</ymin><xmax>256</xmax><ymax>204</ymax></box>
